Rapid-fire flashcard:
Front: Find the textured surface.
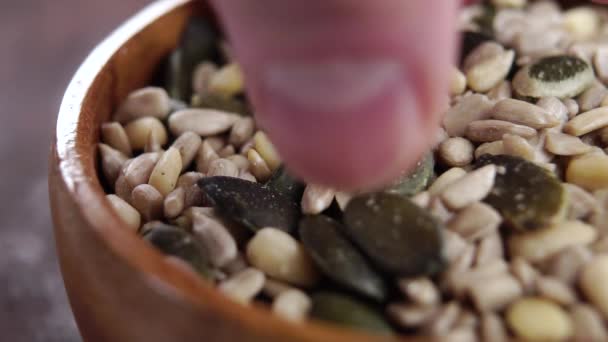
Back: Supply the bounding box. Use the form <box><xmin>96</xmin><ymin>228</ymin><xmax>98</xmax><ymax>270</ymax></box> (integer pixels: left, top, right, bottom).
<box><xmin>0</xmin><ymin>1</ymin><xmax>148</xmax><ymax>341</ymax></box>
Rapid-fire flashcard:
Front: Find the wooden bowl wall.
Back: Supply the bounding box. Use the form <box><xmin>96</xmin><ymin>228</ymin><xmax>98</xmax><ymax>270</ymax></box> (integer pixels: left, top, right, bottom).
<box><xmin>49</xmin><ymin>0</ymin><xmax>402</xmax><ymax>341</ymax></box>
<box><xmin>53</xmin><ymin>0</ymin><xmax>591</xmax><ymax>340</ymax></box>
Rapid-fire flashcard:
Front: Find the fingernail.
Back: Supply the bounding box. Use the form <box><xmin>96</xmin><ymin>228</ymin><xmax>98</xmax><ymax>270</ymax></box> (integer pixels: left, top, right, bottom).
<box><xmin>263</xmin><ymin>59</ymin><xmax>404</xmax><ymax>114</ymax></box>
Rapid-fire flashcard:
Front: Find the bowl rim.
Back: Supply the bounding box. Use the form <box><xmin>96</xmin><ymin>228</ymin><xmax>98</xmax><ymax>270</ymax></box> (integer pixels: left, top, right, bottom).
<box><xmin>53</xmin><ymin>1</ymin><xmax>402</xmax><ymax>341</ymax></box>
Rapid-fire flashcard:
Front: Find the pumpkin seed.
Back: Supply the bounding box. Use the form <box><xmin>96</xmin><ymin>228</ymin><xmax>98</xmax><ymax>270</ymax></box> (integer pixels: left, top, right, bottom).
<box><xmin>198</xmin><ymin>176</ymin><xmax>300</xmax><ymax>233</ymax></box>
<box><xmin>310</xmin><ymin>292</ymin><xmax>394</xmax><ymax>335</ymax></box>
<box><xmin>513</xmin><ymin>55</ymin><xmax>594</xmax><ymax>98</ymax></box>
<box><xmin>165</xmin><ymin>17</ymin><xmax>220</xmax><ymax>101</ymax></box>
<box><xmin>385</xmin><ymin>153</ymin><xmax>434</xmax><ymax>197</ymax></box>
<box><xmin>299</xmin><ymin>215</ymin><xmax>387</xmax><ymax>302</ymax></box>
<box><xmin>343</xmin><ymin>193</ymin><xmax>443</xmax><ymax>277</ymax></box>
<box><xmin>475</xmin><ymin>154</ymin><xmax>566</xmax><ymax>231</ymax></box>
<box><xmin>192</xmin><ymin>92</ymin><xmax>249</xmax><ymax>115</ymax></box>
<box><xmin>265</xmin><ymin>166</ymin><xmax>305</xmax><ymax>203</ymax></box>
<box><xmin>142</xmin><ymin>223</ymin><xmax>213</xmax><ymax>279</ymax></box>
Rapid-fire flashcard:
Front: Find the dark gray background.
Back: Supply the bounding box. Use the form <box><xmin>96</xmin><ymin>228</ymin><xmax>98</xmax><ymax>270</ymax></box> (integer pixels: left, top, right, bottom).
<box><xmin>0</xmin><ymin>1</ymin><xmax>148</xmax><ymax>340</ymax></box>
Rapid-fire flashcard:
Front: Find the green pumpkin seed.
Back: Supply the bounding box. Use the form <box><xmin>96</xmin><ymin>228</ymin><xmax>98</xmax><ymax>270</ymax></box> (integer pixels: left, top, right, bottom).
<box><xmin>166</xmin><ymin>17</ymin><xmax>220</xmax><ymax>101</ymax></box>
<box><xmin>299</xmin><ymin>215</ymin><xmax>387</xmax><ymax>302</ymax></box>
<box><xmin>385</xmin><ymin>153</ymin><xmax>434</xmax><ymax>197</ymax></box>
<box><xmin>191</xmin><ymin>93</ymin><xmax>249</xmax><ymax>116</ymax></box>
<box><xmin>265</xmin><ymin>166</ymin><xmax>305</xmax><ymax>203</ymax></box>
<box><xmin>198</xmin><ymin>176</ymin><xmax>300</xmax><ymax>233</ymax></box>
<box><xmin>343</xmin><ymin>193</ymin><xmax>444</xmax><ymax>277</ymax></box>
<box><xmin>476</xmin><ymin>154</ymin><xmax>567</xmax><ymax>231</ymax></box>
<box><xmin>310</xmin><ymin>292</ymin><xmax>394</xmax><ymax>335</ymax></box>
<box><xmin>513</xmin><ymin>55</ymin><xmax>594</xmax><ymax>98</ymax></box>
<box><xmin>142</xmin><ymin>223</ymin><xmax>213</xmax><ymax>279</ymax></box>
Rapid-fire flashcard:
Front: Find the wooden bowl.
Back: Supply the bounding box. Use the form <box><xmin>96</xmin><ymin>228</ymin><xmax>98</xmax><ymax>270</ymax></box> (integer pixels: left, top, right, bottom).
<box><xmin>49</xmin><ymin>1</ymin><xmax>403</xmax><ymax>341</ymax></box>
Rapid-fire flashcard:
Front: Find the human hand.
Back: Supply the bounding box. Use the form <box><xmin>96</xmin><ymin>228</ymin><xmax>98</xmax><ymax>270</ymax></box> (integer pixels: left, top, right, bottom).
<box><xmin>210</xmin><ymin>0</ymin><xmax>603</xmax><ymax>189</ymax></box>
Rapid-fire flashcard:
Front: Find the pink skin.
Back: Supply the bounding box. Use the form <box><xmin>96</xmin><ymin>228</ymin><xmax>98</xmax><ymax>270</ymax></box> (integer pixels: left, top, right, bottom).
<box><xmin>211</xmin><ymin>0</ymin><xmax>603</xmax><ymax>190</ymax></box>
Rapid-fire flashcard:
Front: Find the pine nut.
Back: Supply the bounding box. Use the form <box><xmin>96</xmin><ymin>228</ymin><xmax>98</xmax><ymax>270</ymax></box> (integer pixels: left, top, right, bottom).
<box><xmin>578</xmin><ymin>82</ymin><xmax>607</xmax><ymax>112</ymax></box>
<box><xmin>196</xmin><ymin>140</ymin><xmax>219</xmax><ymax>174</ymax></box>
<box><xmin>480</xmin><ymin>313</ymin><xmax>507</xmax><ymax>342</ymax></box>
<box><xmin>441</xmin><ymin>164</ymin><xmax>496</xmax><ymax>210</ymax></box>
<box><xmin>207</xmin><ymin>158</ymin><xmax>239</xmax><ymax>178</ymax></box>
<box><xmin>474</xmin><ymin>141</ymin><xmax>505</xmax><ymax>159</ymax></box>
<box><xmin>536</xmin><ymin>276</ymin><xmax>577</xmax><ymax>306</ymax></box>
<box><xmin>509</xmin><ymin>220</ymin><xmax>597</xmax><ymax>262</ymax></box>
<box><xmin>438</xmin><ymin>137</ymin><xmax>474</xmax><ymax>167</ymax></box>
<box><xmin>545</xmin><ymin>131</ymin><xmax>592</xmax><ymax>156</ymax></box>
<box><xmin>124</xmin><ymin>117</ymin><xmax>168</xmax><ymax>151</ymax></box>
<box><xmin>564</xmin><ymin>107</ymin><xmax>608</xmax><ymax>136</ymax></box>
<box><xmin>475</xmin><ymin>233</ymin><xmax>504</xmax><ymax>267</ymax></box>
<box><xmin>272</xmin><ymin>289</ymin><xmax>312</xmax><ymax>323</ymax></box>
<box><xmin>247</xmin><ymin>149</ymin><xmax>272</xmax><ymax>182</ymax></box>
<box><xmin>466</xmin><ymin>49</ymin><xmax>515</xmax><ymax>92</ymax></box>
<box><xmin>123</xmin><ymin>152</ymin><xmax>160</xmax><ymax>189</ymax></box>
<box><xmin>226</xmin><ymin>154</ymin><xmax>250</xmax><ymax>172</ymax></box>
<box><xmin>131</xmin><ymin>184</ymin><xmax>164</xmax><ymax>222</ymax></box>
<box><xmin>546</xmin><ymin>245</ymin><xmax>592</xmax><ymax>285</ymax></box>
<box><xmin>443</xmin><ymin>94</ymin><xmax>494</xmax><ymax>137</ymax></box>
<box><xmin>428</xmin><ymin>167</ymin><xmax>467</xmax><ymax>195</ymax></box>
<box><xmin>448</xmin><ymin>202</ymin><xmax>501</xmax><ymax>241</ymax></box>
<box><xmin>301</xmin><ymin>184</ymin><xmax>335</xmax><ymax>215</ymax></box>
<box><xmin>229</xmin><ymin>117</ymin><xmax>255</xmax><ymax>147</ymax></box>
<box><xmin>106</xmin><ymin>194</ymin><xmax>141</xmax><ymax>232</ymax></box>
<box><xmin>253</xmin><ymin>131</ymin><xmax>281</xmax><ymax>172</ymax></box>
<box><xmin>163</xmin><ymin>187</ymin><xmax>185</xmax><ymax>219</ymax></box>
<box><xmin>570</xmin><ymin>304</ymin><xmax>608</xmax><ymax>341</ymax></box>
<box><xmin>246</xmin><ymin>227</ymin><xmax>319</xmax><ymax>287</ymax></box>
<box><xmin>387</xmin><ymin>303</ymin><xmax>437</xmax><ymax>328</ymax></box>
<box><xmin>506</xmin><ymin>297</ymin><xmax>573</xmax><ymax>341</ymax></box>
<box><xmin>487</xmin><ymin>80</ymin><xmax>512</xmax><ymax>102</ymax></box>
<box><xmin>98</xmin><ymin>143</ymin><xmax>127</xmax><ymax>186</ymax></box>
<box><xmin>192</xmin><ymin>212</ymin><xmax>238</xmax><ymax>268</ymax></box>
<box><xmin>502</xmin><ymin>134</ymin><xmax>535</xmax><ymax>161</ymax></box>
<box><xmin>465</xmin><ymin>120</ymin><xmax>537</xmax><ymax>143</ymax></box>
<box><xmin>208</xmin><ymin>63</ymin><xmax>244</xmax><ymax>98</ymax></box>
<box><xmin>566</xmin><ymin>154</ymin><xmax>608</xmax><ymax>191</ymax></box>
<box><xmin>218</xmin><ymin>268</ymin><xmax>265</xmax><ymax>305</ymax></box>
<box><xmin>449</xmin><ymin>67</ymin><xmax>466</xmax><ymax>96</ymax></box>
<box><xmin>580</xmin><ymin>254</ymin><xmax>608</xmax><ymax>320</ymax></box>
<box><xmin>469</xmin><ymin>274</ymin><xmax>522</xmax><ymax>312</ymax></box>
<box><xmin>101</xmin><ymin>122</ymin><xmax>132</xmax><ymax>156</ymax></box>
<box><xmin>148</xmin><ymin>147</ymin><xmax>182</xmax><ymax>196</ymax></box>
<box><xmin>492</xmin><ymin>98</ymin><xmax>559</xmax><ymax>129</ymax></box>
<box><xmin>168</xmin><ymin>108</ymin><xmax>239</xmax><ymax>136</ymax></box>
<box><xmin>171</xmin><ymin>132</ymin><xmax>202</xmax><ymax>171</ymax></box>
<box><xmin>398</xmin><ymin>277</ymin><xmax>439</xmax><ymax>306</ymax></box>
<box><xmin>113</xmin><ymin>87</ymin><xmax>170</xmax><ymax>123</ymax></box>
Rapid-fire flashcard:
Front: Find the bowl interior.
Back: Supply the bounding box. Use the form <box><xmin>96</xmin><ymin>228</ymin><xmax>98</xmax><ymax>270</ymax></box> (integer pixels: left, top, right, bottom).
<box><xmin>51</xmin><ymin>1</ymin><xmax>407</xmax><ymax>341</ymax></box>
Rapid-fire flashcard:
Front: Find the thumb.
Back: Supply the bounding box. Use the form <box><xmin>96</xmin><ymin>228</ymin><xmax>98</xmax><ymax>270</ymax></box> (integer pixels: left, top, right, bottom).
<box><xmin>211</xmin><ymin>0</ymin><xmax>459</xmax><ymax>189</ymax></box>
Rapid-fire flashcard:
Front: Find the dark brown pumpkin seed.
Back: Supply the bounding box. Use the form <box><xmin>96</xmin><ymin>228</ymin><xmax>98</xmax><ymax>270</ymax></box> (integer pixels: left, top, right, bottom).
<box><xmin>385</xmin><ymin>153</ymin><xmax>434</xmax><ymax>197</ymax></box>
<box><xmin>265</xmin><ymin>166</ymin><xmax>306</xmax><ymax>203</ymax></box>
<box><xmin>192</xmin><ymin>92</ymin><xmax>249</xmax><ymax>115</ymax></box>
<box><xmin>310</xmin><ymin>292</ymin><xmax>394</xmax><ymax>335</ymax></box>
<box><xmin>142</xmin><ymin>223</ymin><xmax>213</xmax><ymax>279</ymax></box>
<box><xmin>475</xmin><ymin>154</ymin><xmax>567</xmax><ymax>231</ymax></box>
<box><xmin>198</xmin><ymin>176</ymin><xmax>300</xmax><ymax>233</ymax></box>
<box><xmin>165</xmin><ymin>17</ymin><xmax>220</xmax><ymax>101</ymax></box>
<box><xmin>299</xmin><ymin>215</ymin><xmax>387</xmax><ymax>302</ymax></box>
<box><xmin>343</xmin><ymin>193</ymin><xmax>444</xmax><ymax>277</ymax></box>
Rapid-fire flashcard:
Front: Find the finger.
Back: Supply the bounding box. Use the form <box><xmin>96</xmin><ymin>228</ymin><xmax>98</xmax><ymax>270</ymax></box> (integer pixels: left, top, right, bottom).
<box><xmin>212</xmin><ymin>0</ymin><xmax>460</xmax><ymax>189</ymax></box>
